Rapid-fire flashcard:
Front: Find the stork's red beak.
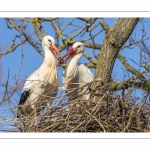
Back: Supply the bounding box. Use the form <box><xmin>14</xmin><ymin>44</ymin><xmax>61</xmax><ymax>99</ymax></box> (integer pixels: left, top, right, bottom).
<box><xmin>49</xmin><ymin>44</ymin><xmax>62</xmax><ymax>60</ymax></box>
<box><xmin>59</xmin><ymin>48</ymin><xmax>76</xmax><ymax>64</ymax></box>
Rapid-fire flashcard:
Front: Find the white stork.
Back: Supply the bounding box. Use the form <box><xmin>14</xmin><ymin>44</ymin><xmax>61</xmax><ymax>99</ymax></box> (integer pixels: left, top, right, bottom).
<box><xmin>59</xmin><ymin>42</ymin><xmax>94</xmax><ymax>101</ymax></box>
<box><xmin>17</xmin><ymin>35</ymin><xmax>61</xmax><ymax>119</ymax></box>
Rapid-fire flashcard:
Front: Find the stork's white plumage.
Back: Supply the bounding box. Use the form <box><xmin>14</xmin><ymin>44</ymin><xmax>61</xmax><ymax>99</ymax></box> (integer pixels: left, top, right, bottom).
<box><xmin>17</xmin><ymin>35</ymin><xmax>61</xmax><ymax>119</ymax></box>
<box><xmin>60</xmin><ymin>42</ymin><xmax>94</xmax><ymax>100</ymax></box>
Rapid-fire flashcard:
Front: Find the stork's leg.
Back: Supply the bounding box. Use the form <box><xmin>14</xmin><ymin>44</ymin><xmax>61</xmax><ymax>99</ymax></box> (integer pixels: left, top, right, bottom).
<box><xmin>34</xmin><ymin>104</ymin><xmax>38</xmax><ymax>125</ymax></box>
<box><xmin>47</xmin><ymin>99</ymin><xmax>52</xmax><ymax>110</ymax></box>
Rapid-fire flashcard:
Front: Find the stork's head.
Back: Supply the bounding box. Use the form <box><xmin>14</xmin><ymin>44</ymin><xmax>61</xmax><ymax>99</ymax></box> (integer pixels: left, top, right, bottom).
<box><xmin>42</xmin><ymin>35</ymin><xmax>61</xmax><ymax>60</ymax></box>
<box><xmin>59</xmin><ymin>42</ymin><xmax>84</xmax><ymax>64</ymax></box>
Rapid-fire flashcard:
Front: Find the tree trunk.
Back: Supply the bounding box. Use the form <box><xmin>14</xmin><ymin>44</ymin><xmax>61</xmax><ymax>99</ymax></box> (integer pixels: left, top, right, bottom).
<box><xmin>92</xmin><ymin>18</ymin><xmax>140</xmax><ymax>99</ymax></box>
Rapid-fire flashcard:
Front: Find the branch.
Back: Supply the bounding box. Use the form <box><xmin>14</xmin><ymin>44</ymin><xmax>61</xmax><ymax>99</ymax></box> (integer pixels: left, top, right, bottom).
<box><xmin>83</xmin><ymin>42</ymin><xmax>102</xmax><ymax>50</ymax></box>
<box><xmin>6</xmin><ymin>19</ymin><xmax>44</xmax><ymax>56</ymax></box>
<box><xmin>38</xmin><ymin>17</ymin><xmax>59</xmax><ymax>22</ymax></box>
<box><xmin>83</xmin><ymin>29</ymin><xmax>104</xmax><ymax>42</ymax></box>
<box><xmin>83</xmin><ymin>52</ymin><xmax>97</xmax><ymax>65</ymax></box>
<box><xmin>32</xmin><ymin>18</ymin><xmax>46</xmax><ymax>38</ymax></box>
<box><xmin>71</xmin><ymin>18</ymin><xmax>98</xmax><ymax>39</ymax></box>
<box><xmin>118</xmin><ymin>54</ymin><xmax>145</xmax><ymax>80</ymax></box>
<box><xmin>109</xmin><ymin>77</ymin><xmax>150</xmax><ymax>93</ymax></box>
<box><xmin>61</xmin><ymin>18</ymin><xmax>76</xmax><ymax>32</ymax></box>
<box><xmin>99</xmin><ymin>20</ymin><xmax>110</xmax><ymax>34</ymax></box>
<box><xmin>0</xmin><ymin>38</ymin><xmax>26</xmax><ymax>55</ymax></box>
<box><xmin>20</xmin><ymin>18</ymin><xmax>32</xmax><ymax>22</ymax></box>
<box><xmin>58</xmin><ymin>40</ymin><xmax>102</xmax><ymax>53</ymax></box>
<box><xmin>32</xmin><ymin>18</ymin><xmax>43</xmax><ymax>41</ymax></box>
<box><xmin>121</xmin><ymin>37</ymin><xmax>150</xmax><ymax>50</ymax></box>
<box><xmin>77</xmin><ymin>18</ymin><xmax>90</xmax><ymax>23</ymax></box>
<box><xmin>122</xmin><ymin>108</ymin><xmax>135</xmax><ymax>132</ymax></box>
<box><xmin>51</xmin><ymin>21</ymin><xmax>66</xmax><ymax>43</ymax></box>
<box><xmin>85</xmin><ymin>63</ymin><xmax>96</xmax><ymax>68</ymax></box>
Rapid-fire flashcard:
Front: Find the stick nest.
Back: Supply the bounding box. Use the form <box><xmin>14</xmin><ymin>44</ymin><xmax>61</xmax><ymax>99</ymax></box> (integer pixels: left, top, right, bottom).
<box><xmin>14</xmin><ymin>88</ymin><xmax>150</xmax><ymax>132</ymax></box>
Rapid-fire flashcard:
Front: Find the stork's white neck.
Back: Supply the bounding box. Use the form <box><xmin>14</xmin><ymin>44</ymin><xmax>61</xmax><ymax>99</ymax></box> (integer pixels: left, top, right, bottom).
<box><xmin>40</xmin><ymin>46</ymin><xmax>58</xmax><ymax>84</ymax></box>
<box><xmin>69</xmin><ymin>53</ymin><xmax>82</xmax><ymax>67</ymax></box>
<box><xmin>43</xmin><ymin>46</ymin><xmax>56</xmax><ymax>64</ymax></box>
<box><xmin>66</xmin><ymin>53</ymin><xmax>82</xmax><ymax>76</ymax></box>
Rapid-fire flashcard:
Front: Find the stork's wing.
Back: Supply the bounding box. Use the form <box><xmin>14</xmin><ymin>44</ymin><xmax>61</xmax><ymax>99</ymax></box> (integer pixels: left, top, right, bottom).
<box><xmin>22</xmin><ymin>69</ymin><xmax>40</xmax><ymax>90</ymax></box>
<box><xmin>17</xmin><ymin>90</ymin><xmax>31</xmax><ymax>118</ymax></box>
<box><xmin>17</xmin><ymin>68</ymin><xmax>42</xmax><ymax>118</ymax></box>
<box><xmin>78</xmin><ymin>64</ymin><xmax>94</xmax><ymax>99</ymax></box>
<box><xmin>78</xmin><ymin>64</ymin><xmax>94</xmax><ymax>84</ymax></box>
<box><xmin>18</xmin><ymin>90</ymin><xmax>31</xmax><ymax>105</ymax></box>
<box><xmin>62</xmin><ymin>66</ymin><xmax>78</xmax><ymax>84</ymax></box>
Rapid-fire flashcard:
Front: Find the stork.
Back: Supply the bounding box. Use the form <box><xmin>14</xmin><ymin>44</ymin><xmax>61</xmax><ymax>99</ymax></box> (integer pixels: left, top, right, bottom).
<box><xmin>59</xmin><ymin>42</ymin><xmax>94</xmax><ymax>101</ymax></box>
<box><xmin>17</xmin><ymin>35</ymin><xmax>61</xmax><ymax>120</ymax></box>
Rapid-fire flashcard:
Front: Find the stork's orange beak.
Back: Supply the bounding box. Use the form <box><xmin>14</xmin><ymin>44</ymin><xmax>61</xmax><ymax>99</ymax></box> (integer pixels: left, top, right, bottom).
<box><xmin>49</xmin><ymin>44</ymin><xmax>62</xmax><ymax>60</ymax></box>
<box><xmin>59</xmin><ymin>48</ymin><xmax>76</xmax><ymax>64</ymax></box>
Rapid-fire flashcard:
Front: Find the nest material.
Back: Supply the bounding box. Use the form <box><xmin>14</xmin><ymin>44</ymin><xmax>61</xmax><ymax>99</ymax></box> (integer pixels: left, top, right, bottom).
<box><xmin>15</xmin><ymin>89</ymin><xmax>150</xmax><ymax>132</ymax></box>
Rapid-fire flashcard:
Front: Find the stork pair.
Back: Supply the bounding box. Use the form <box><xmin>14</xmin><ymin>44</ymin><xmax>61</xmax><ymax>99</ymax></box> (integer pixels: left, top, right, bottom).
<box><xmin>17</xmin><ymin>35</ymin><xmax>94</xmax><ymax>119</ymax></box>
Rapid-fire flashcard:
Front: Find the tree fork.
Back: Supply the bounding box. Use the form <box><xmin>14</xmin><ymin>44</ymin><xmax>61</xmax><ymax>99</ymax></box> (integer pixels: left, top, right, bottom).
<box><xmin>92</xmin><ymin>18</ymin><xmax>140</xmax><ymax>100</ymax></box>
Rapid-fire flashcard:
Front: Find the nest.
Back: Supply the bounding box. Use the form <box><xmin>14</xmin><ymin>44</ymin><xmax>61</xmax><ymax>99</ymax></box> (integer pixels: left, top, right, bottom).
<box><xmin>14</xmin><ymin>85</ymin><xmax>150</xmax><ymax>132</ymax></box>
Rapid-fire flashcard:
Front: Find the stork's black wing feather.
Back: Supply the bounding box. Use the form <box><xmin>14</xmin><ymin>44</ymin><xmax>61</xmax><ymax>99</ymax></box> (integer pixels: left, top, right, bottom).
<box><xmin>17</xmin><ymin>90</ymin><xmax>30</xmax><ymax>118</ymax></box>
<box><xmin>19</xmin><ymin>90</ymin><xmax>30</xmax><ymax>105</ymax></box>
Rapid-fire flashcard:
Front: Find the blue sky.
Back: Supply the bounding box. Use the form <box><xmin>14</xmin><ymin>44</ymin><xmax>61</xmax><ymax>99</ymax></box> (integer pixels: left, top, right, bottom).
<box><xmin>1</xmin><ymin>18</ymin><xmax>147</xmax><ymax>82</ymax></box>
<box><xmin>0</xmin><ymin>18</ymin><xmax>150</xmax><ymax>131</ymax></box>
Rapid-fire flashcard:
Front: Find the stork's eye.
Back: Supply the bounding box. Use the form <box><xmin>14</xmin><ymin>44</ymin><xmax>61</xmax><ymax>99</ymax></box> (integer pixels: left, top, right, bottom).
<box><xmin>48</xmin><ymin>39</ymin><xmax>52</xmax><ymax>43</ymax></box>
<box><xmin>76</xmin><ymin>45</ymin><xmax>81</xmax><ymax>49</ymax></box>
